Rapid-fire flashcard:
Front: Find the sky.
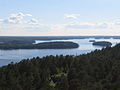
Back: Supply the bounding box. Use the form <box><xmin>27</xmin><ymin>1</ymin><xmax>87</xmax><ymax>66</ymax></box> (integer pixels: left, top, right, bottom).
<box><xmin>0</xmin><ymin>0</ymin><xmax>120</xmax><ymax>36</ymax></box>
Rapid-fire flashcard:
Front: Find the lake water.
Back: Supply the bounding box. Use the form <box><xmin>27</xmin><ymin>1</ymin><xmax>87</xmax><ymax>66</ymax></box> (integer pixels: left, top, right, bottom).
<box><xmin>0</xmin><ymin>38</ymin><xmax>120</xmax><ymax>66</ymax></box>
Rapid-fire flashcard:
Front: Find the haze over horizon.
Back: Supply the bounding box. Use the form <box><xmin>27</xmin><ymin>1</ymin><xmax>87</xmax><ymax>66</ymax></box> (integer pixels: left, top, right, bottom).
<box><xmin>0</xmin><ymin>0</ymin><xmax>120</xmax><ymax>36</ymax></box>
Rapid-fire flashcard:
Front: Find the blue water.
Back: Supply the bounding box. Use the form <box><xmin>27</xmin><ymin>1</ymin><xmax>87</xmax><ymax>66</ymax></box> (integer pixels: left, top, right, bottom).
<box><xmin>0</xmin><ymin>38</ymin><xmax>120</xmax><ymax>66</ymax></box>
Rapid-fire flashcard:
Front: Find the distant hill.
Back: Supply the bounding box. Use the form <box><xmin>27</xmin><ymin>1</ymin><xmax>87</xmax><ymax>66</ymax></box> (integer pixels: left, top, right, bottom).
<box><xmin>0</xmin><ymin>44</ymin><xmax>120</xmax><ymax>90</ymax></box>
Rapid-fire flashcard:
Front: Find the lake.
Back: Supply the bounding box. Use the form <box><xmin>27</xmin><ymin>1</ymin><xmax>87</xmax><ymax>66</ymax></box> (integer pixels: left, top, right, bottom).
<box><xmin>0</xmin><ymin>38</ymin><xmax>120</xmax><ymax>66</ymax></box>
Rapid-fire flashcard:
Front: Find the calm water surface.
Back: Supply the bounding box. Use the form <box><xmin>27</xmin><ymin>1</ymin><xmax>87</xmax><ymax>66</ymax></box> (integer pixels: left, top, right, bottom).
<box><xmin>0</xmin><ymin>38</ymin><xmax>120</xmax><ymax>66</ymax></box>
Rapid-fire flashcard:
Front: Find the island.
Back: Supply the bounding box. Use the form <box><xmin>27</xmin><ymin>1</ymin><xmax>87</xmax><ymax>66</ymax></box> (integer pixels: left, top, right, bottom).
<box><xmin>89</xmin><ymin>40</ymin><xmax>96</xmax><ymax>42</ymax></box>
<box><xmin>0</xmin><ymin>41</ymin><xmax>79</xmax><ymax>49</ymax></box>
<box><xmin>92</xmin><ymin>41</ymin><xmax>112</xmax><ymax>47</ymax></box>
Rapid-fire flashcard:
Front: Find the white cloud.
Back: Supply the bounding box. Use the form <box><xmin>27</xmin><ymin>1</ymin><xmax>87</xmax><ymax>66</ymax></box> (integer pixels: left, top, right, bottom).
<box><xmin>0</xmin><ymin>18</ymin><xmax>4</xmax><ymax>23</ymax></box>
<box><xmin>94</xmin><ymin>22</ymin><xmax>108</xmax><ymax>29</ymax></box>
<box><xmin>9</xmin><ymin>12</ymin><xmax>32</xmax><ymax>18</ymax></box>
<box><xmin>0</xmin><ymin>12</ymin><xmax>32</xmax><ymax>24</ymax></box>
<box><xmin>64</xmin><ymin>14</ymin><xmax>80</xmax><ymax>19</ymax></box>
<box><xmin>65</xmin><ymin>22</ymin><xmax>109</xmax><ymax>29</ymax></box>
<box><xmin>114</xmin><ymin>19</ymin><xmax>120</xmax><ymax>25</ymax></box>
<box><xmin>25</xmin><ymin>14</ymin><xmax>32</xmax><ymax>17</ymax></box>
<box><xmin>28</xmin><ymin>18</ymin><xmax>39</xmax><ymax>25</ymax></box>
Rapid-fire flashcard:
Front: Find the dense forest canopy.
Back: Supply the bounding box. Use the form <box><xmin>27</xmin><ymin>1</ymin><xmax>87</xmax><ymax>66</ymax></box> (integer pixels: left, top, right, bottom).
<box><xmin>0</xmin><ymin>44</ymin><xmax>120</xmax><ymax>90</ymax></box>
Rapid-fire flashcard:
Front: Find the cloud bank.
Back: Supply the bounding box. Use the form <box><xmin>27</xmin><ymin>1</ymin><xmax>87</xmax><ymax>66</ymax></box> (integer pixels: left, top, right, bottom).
<box><xmin>0</xmin><ymin>12</ymin><xmax>120</xmax><ymax>36</ymax></box>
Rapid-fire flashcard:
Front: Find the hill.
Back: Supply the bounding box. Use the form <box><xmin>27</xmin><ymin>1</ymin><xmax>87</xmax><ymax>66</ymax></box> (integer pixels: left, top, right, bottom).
<box><xmin>0</xmin><ymin>44</ymin><xmax>120</xmax><ymax>90</ymax></box>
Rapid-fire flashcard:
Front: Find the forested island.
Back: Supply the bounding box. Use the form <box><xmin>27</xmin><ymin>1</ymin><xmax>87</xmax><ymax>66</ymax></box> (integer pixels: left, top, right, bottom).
<box><xmin>0</xmin><ymin>43</ymin><xmax>120</xmax><ymax>90</ymax></box>
<box><xmin>0</xmin><ymin>41</ymin><xmax>79</xmax><ymax>49</ymax></box>
<box><xmin>93</xmin><ymin>41</ymin><xmax>112</xmax><ymax>47</ymax></box>
<box><xmin>89</xmin><ymin>40</ymin><xmax>96</xmax><ymax>42</ymax></box>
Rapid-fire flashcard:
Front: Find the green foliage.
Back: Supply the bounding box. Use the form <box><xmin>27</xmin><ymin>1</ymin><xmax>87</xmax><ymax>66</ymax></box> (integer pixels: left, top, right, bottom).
<box><xmin>1</xmin><ymin>44</ymin><xmax>120</xmax><ymax>90</ymax></box>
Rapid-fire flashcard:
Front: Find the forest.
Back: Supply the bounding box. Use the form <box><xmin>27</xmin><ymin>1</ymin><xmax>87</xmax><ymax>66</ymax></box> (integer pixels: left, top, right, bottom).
<box><xmin>0</xmin><ymin>44</ymin><xmax>120</xmax><ymax>90</ymax></box>
<box><xmin>0</xmin><ymin>41</ymin><xmax>79</xmax><ymax>49</ymax></box>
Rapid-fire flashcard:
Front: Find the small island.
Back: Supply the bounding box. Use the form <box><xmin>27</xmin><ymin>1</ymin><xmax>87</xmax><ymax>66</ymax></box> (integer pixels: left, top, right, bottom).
<box><xmin>92</xmin><ymin>41</ymin><xmax>112</xmax><ymax>47</ymax></box>
<box><xmin>0</xmin><ymin>41</ymin><xmax>79</xmax><ymax>49</ymax></box>
<box><xmin>89</xmin><ymin>40</ymin><xmax>96</xmax><ymax>42</ymax></box>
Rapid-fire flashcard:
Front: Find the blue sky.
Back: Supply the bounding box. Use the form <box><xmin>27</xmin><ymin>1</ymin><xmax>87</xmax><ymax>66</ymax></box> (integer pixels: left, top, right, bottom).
<box><xmin>0</xmin><ymin>0</ymin><xmax>120</xmax><ymax>36</ymax></box>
